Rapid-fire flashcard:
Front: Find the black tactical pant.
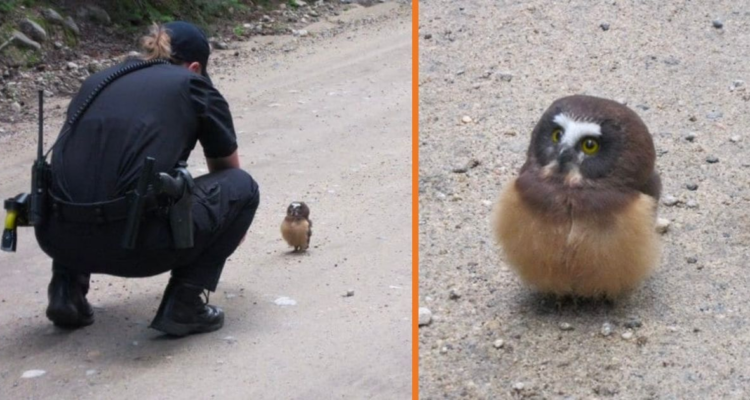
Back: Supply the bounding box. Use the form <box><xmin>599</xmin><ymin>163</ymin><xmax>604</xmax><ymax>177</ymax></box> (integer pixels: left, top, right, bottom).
<box><xmin>35</xmin><ymin>169</ymin><xmax>259</xmax><ymax>291</ymax></box>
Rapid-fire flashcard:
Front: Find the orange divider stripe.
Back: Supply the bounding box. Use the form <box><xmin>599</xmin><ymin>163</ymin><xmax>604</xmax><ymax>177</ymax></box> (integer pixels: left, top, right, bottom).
<box><xmin>411</xmin><ymin>0</ymin><xmax>419</xmax><ymax>398</ymax></box>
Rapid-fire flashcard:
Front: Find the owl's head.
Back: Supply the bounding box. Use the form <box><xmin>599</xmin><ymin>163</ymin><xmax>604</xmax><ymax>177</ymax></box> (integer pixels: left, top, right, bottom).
<box><xmin>527</xmin><ymin>95</ymin><xmax>655</xmax><ymax>188</ymax></box>
<box><xmin>287</xmin><ymin>202</ymin><xmax>310</xmax><ymax>218</ymax></box>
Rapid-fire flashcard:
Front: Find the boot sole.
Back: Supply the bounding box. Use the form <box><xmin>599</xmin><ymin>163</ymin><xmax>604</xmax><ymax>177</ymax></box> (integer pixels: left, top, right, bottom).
<box><xmin>149</xmin><ymin>314</ymin><xmax>225</xmax><ymax>337</ymax></box>
<box><xmin>46</xmin><ymin>304</ymin><xmax>94</xmax><ymax>329</ymax></box>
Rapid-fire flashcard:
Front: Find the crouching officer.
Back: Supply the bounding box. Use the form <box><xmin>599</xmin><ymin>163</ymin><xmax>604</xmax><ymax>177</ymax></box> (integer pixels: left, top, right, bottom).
<box><xmin>33</xmin><ymin>21</ymin><xmax>260</xmax><ymax>336</ymax></box>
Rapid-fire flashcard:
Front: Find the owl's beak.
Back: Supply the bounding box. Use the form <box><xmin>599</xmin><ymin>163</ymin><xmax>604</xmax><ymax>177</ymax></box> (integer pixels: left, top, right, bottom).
<box><xmin>557</xmin><ymin>148</ymin><xmax>577</xmax><ymax>171</ymax></box>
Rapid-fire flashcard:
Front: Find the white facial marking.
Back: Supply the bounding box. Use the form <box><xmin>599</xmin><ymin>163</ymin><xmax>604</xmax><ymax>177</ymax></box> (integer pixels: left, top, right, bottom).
<box><xmin>553</xmin><ymin>113</ymin><xmax>601</xmax><ymax>149</ymax></box>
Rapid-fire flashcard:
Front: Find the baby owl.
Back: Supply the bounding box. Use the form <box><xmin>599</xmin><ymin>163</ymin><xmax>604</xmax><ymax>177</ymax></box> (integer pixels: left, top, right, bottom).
<box><xmin>493</xmin><ymin>95</ymin><xmax>662</xmax><ymax>299</ymax></box>
<box><xmin>281</xmin><ymin>202</ymin><xmax>312</xmax><ymax>252</ymax></box>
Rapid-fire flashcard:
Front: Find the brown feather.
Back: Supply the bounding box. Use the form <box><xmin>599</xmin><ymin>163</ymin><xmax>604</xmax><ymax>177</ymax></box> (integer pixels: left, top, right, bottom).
<box><xmin>281</xmin><ymin>217</ymin><xmax>311</xmax><ymax>251</ymax></box>
<box><xmin>493</xmin><ymin>180</ymin><xmax>660</xmax><ymax>299</ymax></box>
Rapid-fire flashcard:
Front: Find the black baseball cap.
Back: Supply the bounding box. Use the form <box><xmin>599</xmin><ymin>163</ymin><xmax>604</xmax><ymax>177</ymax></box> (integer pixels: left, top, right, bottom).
<box><xmin>164</xmin><ymin>21</ymin><xmax>212</xmax><ymax>83</ymax></box>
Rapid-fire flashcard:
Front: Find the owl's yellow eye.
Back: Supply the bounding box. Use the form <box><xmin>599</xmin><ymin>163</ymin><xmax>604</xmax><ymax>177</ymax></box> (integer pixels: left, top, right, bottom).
<box><xmin>551</xmin><ymin>128</ymin><xmax>562</xmax><ymax>143</ymax></box>
<box><xmin>581</xmin><ymin>138</ymin><xmax>600</xmax><ymax>155</ymax></box>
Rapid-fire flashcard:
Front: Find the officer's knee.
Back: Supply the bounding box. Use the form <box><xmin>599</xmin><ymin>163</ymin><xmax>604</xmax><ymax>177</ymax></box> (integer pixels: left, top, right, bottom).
<box><xmin>226</xmin><ymin>168</ymin><xmax>259</xmax><ymax>209</ymax></box>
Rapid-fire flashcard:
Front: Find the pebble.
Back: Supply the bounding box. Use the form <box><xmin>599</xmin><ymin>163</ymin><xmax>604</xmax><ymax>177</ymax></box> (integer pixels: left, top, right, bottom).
<box><xmin>495</xmin><ymin>72</ymin><xmax>513</xmax><ymax>82</ymax></box>
<box><xmin>686</xmin><ymin>200</ymin><xmax>698</xmax><ymax>209</ymax></box>
<box><xmin>344</xmin><ymin>289</ymin><xmax>355</xmax><ymax>297</ymax></box>
<box><xmin>424</xmin><ymin>33</ymin><xmax>432</xmax><ymax>39</ymax></box>
<box><xmin>624</xmin><ymin>318</ymin><xmax>642</xmax><ymax>329</ymax></box>
<box><xmin>448</xmin><ymin>288</ymin><xmax>461</xmax><ymax>300</ymax></box>
<box><xmin>558</xmin><ymin>322</ymin><xmax>574</xmax><ymax>331</ymax></box>
<box><xmin>621</xmin><ymin>331</ymin><xmax>634</xmax><ymax>340</ymax></box>
<box><xmin>21</xmin><ymin>370</ymin><xmax>46</xmax><ymax>378</ymax></box>
<box><xmin>730</xmin><ymin>135</ymin><xmax>741</xmax><ymax>143</ymax></box>
<box><xmin>706</xmin><ymin>155</ymin><xmax>719</xmax><ymax>164</ymax></box>
<box><xmin>493</xmin><ymin>339</ymin><xmax>505</xmax><ymax>349</ymax></box>
<box><xmin>11</xmin><ymin>102</ymin><xmax>21</xmax><ymax>113</ymax></box>
<box><xmin>655</xmin><ymin>218</ymin><xmax>670</xmax><ymax>234</ymax></box>
<box><xmin>600</xmin><ymin>22</ymin><xmax>610</xmax><ymax>31</ymax></box>
<box><xmin>706</xmin><ymin>111</ymin><xmax>723</xmax><ymax>121</ymax></box>
<box><xmin>662</xmin><ymin>195</ymin><xmax>678</xmax><ymax>206</ymax></box>
<box><xmin>85</xmin><ymin>369</ymin><xmax>97</xmax><ymax>376</ymax></box>
<box><xmin>513</xmin><ymin>382</ymin><xmax>525</xmax><ymax>391</ymax></box>
<box><xmin>53</xmin><ymin>41</ymin><xmax>63</xmax><ymax>49</ymax></box>
<box><xmin>461</xmin><ymin>115</ymin><xmax>472</xmax><ymax>124</ymax></box>
<box><xmin>418</xmin><ymin>307</ymin><xmax>433</xmax><ymax>326</ymax></box>
<box><xmin>600</xmin><ymin>322</ymin><xmax>613</xmax><ymax>337</ymax></box>
<box><xmin>684</xmin><ymin>132</ymin><xmax>696</xmax><ymax>142</ymax></box>
<box><xmin>686</xmin><ymin>183</ymin><xmax>698</xmax><ymax>191</ymax></box>
<box><xmin>712</xmin><ymin>19</ymin><xmax>723</xmax><ymax>29</ymax></box>
<box><xmin>686</xmin><ymin>256</ymin><xmax>698</xmax><ymax>264</ymax></box>
<box><xmin>66</xmin><ymin>62</ymin><xmax>79</xmax><ymax>71</ymax></box>
<box><xmin>274</xmin><ymin>296</ymin><xmax>297</xmax><ymax>306</ymax></box>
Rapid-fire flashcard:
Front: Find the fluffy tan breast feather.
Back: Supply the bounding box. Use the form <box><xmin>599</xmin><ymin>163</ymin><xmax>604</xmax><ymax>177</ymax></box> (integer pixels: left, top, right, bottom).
<box><xmin>281</xmin><ymin>219</ymin><xmax>310</xmax><ymax>249</ymax></box>
<box><xmin>492</xmin><ymin>180</ymin><xmax>660</xmax><ymax>299</ymax></box>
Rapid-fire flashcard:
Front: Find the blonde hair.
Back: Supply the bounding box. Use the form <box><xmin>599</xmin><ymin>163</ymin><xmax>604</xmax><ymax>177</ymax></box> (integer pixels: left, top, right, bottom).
<box><xmin>140</xmin><ymin>23</ymin><xmax>172</xmax><ymax>61</ymax></box>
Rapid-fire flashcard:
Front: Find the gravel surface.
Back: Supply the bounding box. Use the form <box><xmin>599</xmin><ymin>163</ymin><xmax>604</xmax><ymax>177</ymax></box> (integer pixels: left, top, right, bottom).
<box><xmin>419</xmin><ymin>1</ymin><xmax>750</xmax><ymax>398</ymax></box>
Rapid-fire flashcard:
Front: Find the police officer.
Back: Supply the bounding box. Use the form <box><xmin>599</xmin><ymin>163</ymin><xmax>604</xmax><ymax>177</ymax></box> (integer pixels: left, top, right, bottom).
<box><xmin>34</xmin><ymin>21</ymin><xmax>260</xmax><ymax>336</ymax></box>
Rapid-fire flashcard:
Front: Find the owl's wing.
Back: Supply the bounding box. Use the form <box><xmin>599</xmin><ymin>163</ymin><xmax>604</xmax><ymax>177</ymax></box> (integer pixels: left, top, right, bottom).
<box><xmin>639</xmin><ymin>171</ymin><xmax>662</xmax><ymax>201</ymax></box>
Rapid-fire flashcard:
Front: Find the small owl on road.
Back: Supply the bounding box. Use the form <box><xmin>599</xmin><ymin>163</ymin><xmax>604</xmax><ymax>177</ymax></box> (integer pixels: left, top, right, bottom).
<box><xmin>493</xmin><ymin>95</ymin><xmax>662</xmax><ymax>299</ymax></box>
<box><xmin>281</xmin><ymin>202</ymin><xmax>312</xmax><ymax>252</ymax></box>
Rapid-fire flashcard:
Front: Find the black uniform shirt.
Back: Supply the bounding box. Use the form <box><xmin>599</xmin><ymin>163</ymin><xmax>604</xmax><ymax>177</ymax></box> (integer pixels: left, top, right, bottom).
<box><xmin>51</xmin><ymin>59</ymin><xmax>237</xmax><ymax>203</ymax></box>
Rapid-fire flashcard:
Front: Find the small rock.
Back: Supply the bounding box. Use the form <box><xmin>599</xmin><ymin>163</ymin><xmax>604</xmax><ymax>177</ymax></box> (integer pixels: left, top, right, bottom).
<box><xmin>686</xmin><ymin>183</ymin><xmax>698</xmax><ymax>191</ymax></box>
<box><xmin>712</xmin><ymin>19</ymin><xmax>723</xmax><ymax>29</ymax></box>
<box><xmin>418</xmin><ymin>307</ymin><xmax>432</xmax><ymax>326</ymax></box>
<box><xmin>344</xmin><ymin>289</ymin><xmax>355</xmax><ymax>297</ymax></box>
<box><xmin>21</xmin><ymin>370</ymin><xmax>46</xmax><ymax>379</ymax></box>
<box><xmin>621</xmin><ymin>331</ymin><xmax>634</xmax><ymax>340</ymax></box>
<box><xmin>513</xmin><ymin>382</ymin><xmax>525</xmax><ymax>391</ymax></box>
<box><xmin>730</xmin><ymin>80</ymin><xmax>745</xmax><ymax>91</ymax></box>
<box><xmin>78</xmin><ymin>5</ymin><xmax>111</xmax><ymax>25</ymax></box>
<box><xmin>293</xmin><ymin>29</ymin><xmax>309</xmax><ymax>37</ymax></box>
<box><xmin>706</xmin><ymin>111</ymin><xmax>723</xmax><ymax>121</ymax></box>
<box><xmin>448</xmin><ymin>288</ymin><xmax>461</xmax><ymax>300</ymax></box>
<box><xmin>11</xmin><ymin>102</ymin><xmax>21</xmax><ymax>113</ymax></box>
<box><xmin>730</xmin><ymin>135</ymin><xmax>741</xmax><ymax>143</ymax></box>
<box><xmin>493</xmin><ymin>339</ymin><xmax>505</xmax><ymax>349</ymax></box>
<box><xmin>600</xmin><ymin>322</ymin><xmax>613</xmax><ymax>337</ymax></box>
<box><xmin>655</xmin><ymin>218</ymin><xmax>670</xmax><ymax>234</ymax></box>
<box><xmin>684</xmin><ymin>132</ymin><xmax>696</xmax><ymax>142</ymax></box>
<box><xmin>63</xmin><ymin>17</ymin><xmax>80</xmax><ymax>36</ymax></box>
<box><xmin>624</xmin><ymin>318</ymin><xmax>642</xmax><ymax>329</ymax></box>
<box><xmin>41</xmin><ymin>8</ymin><xmax>65</xmax><ymax>25</ymax></box>
<box><xmin>87</xmin><ymin>62</ymin><xmax>101</xmax><ymax>74</ymax></box>
<box><xmin>19</xmin><ymin>18</ymin><xmax>47</xmax><ymax>43</ymax></box>
<box><xmin>66</xmin><ymin>62</ymin><xmax>79</xmax><ymax>71</ymax></box>
<box><xmin>495</xmin><ymin>72</ymin><xmax>513</xmax><ymax>82</ymax></box>
<box><xmin>424</xmin><ymin>33</ymin><xmax>432</xmax><ymax>39</ymax></box>
<box><xmin>274</xmin><ymin>296</ymin><xmax>297</xmax><ymax>306</ymax></box>
<box><xmin>461</xmin><ymin>115</ymin><xmax>472</xmax><ymax>124</ymax></box>
<box><xmin>662</xmin><ymin>195</ymin><xmax>678</xmax><ymax>206</ymax></box>
<box><xmin>686</xmin><ymin>256</ymin><xmax>698</xmax><ymax>264</ymax></box>
<box><xmin>706</xmin><ymin>155</ymin><xmax>719</xmax><ymax>164</ymax></box>
<box><xmin>223</xmin><ymin>335</ymin><xmax>238</xmax><ymax>344</ymax></box>
<box><xmin>558</xmin><ymin>322</ymin><xmax>574</xmax><ymax>331</ymax></box>
<box><xmin>211</xmin><ymin>40</ymin><xmax>230</xmax><ymax>50</ymax></box>
<box><xmin>600</xmin><ymin>22</ymin><xmax>610</xmax><ymax>31</ymax></box>
<box><xmin>53</xmin><ymin>41</ymin><xmax>63</xmax><ymax>49</ymax></box>
<box><xmin>10</xmin><ymin>30</ymin><xmax>41</xmax><ymax>51</ymax></box>
<box><xmin>686</xmin><ymin>200</ymin><xmax>698</xmax><ymax>209</ymax></box>
<box><xmin>85</xmin><ymin>369</ymin><xmax>97</xmax><ymax>376</ymax></box>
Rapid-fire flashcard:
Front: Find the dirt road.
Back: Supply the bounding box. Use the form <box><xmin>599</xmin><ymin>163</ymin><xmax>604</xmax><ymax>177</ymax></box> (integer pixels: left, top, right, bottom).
<box><xmin>419</xmin><ymin>1</ymin><xmax>750</xmax><ymax>398</ymax></box>
<box><xmin>0</xmin><ymin>3</ymin><xmax>412</xmax><ymax>399</ymax></box>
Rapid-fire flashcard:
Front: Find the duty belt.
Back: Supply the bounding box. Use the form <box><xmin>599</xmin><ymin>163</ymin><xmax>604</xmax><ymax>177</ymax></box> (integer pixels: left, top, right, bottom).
<box><xmin>49</xmin><ymin>192</ymin><xmax>159</xmax><ymax>224</ymax></box>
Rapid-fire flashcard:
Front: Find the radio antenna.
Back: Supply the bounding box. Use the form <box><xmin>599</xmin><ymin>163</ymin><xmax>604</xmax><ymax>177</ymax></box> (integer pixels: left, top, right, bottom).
<box><xmin>37</xmin><ymin>90</ymin><xmax>43</xmax><ymax>159</ymax></box>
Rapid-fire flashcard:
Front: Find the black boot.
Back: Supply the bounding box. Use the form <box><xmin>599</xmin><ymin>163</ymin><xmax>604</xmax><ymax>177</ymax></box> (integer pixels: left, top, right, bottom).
<box><xmin>46</xmin><ymin>268</ymin><xmax>94</xmax><ymax>328</ymax></box>
<box><xmin>149</xmin><ymin>278</ymin><xmax>224</xmax><ymax>336</ymax></box>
